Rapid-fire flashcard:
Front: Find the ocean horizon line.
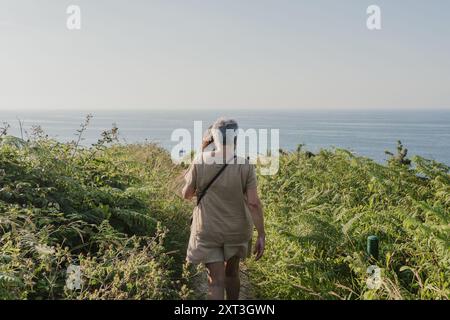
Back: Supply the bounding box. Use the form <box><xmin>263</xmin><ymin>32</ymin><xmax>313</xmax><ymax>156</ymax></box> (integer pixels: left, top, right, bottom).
<box><xmin>2</xmin><ymin>107</ymin><xmax>450</xmax><ymax>113</ymax></box>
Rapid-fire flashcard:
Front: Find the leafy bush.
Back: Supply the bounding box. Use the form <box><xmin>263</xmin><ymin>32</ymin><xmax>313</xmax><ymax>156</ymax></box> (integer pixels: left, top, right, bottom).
<box><xmin>0</xmin><ymin>133</ymin><xmax>193</xmax><ymax>299</ymax></box>
<box><xmin>1</xmin><ymin>123</ymin><xmax>448</xmax><ymax>300</ymax></box>
<box><xmin>248</xmin><ymin>148</ymin><xmax>449</xmax><ymax>300</ymax></box>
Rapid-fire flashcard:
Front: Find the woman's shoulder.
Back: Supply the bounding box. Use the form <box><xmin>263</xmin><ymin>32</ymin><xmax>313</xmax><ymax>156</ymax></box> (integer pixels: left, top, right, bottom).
<box><xmin>191</xmin><ymin>151</ymin><xmax>216</xmax><ymax>165</ymax></box>
<box><xmin>191</xmin><ymin>153</ymin><xmax>254</xmax><ymax>166</ymax></box>
<box><xmin>191</xmin><ymin>152</ymin><xmax>204</xmax><ymax>164</ymax></box>
<box><xmin>234</xmin><ymin>156</ymin><xmax>252</xmax><ymax>165</ymax></box>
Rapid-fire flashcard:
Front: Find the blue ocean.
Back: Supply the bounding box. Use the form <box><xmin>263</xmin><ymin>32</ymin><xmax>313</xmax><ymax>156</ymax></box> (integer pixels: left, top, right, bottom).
<box><xmin>1</xmin><ymin>109</ymin><xmax>449</xmax><ymax>165</ymax></box>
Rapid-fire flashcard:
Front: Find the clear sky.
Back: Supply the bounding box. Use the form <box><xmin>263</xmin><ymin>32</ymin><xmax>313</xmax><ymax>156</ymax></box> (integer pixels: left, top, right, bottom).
<box><xmin>1</xmin><ymin>0</ymin><xmax>449</xmax><ymax>111</ymax></box>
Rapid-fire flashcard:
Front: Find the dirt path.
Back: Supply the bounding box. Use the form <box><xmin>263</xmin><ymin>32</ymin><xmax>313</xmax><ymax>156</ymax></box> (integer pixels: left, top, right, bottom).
<box><xmin>192</xmin><ymin>263</ymin><xmax>255</xmax><ymax>300</ymax></box>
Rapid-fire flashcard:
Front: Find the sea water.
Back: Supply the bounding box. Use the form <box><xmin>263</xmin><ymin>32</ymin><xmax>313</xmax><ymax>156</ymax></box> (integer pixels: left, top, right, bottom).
<box><xmin>1</xmin><ymin>109</ymin><xmax>449</xmax><ymax>165</ymax></box>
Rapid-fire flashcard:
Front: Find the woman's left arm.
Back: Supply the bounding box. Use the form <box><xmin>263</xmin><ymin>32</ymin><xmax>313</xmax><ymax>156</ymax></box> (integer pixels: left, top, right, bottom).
<box><xmin>182</xmin><ymin>164</ymin><xmax>197</xmax><ymax>200</ymax></box>
<box><xmin>182</xmin><ymin>183</ymin><xmax>195</xmax><ymax>200</ymax></box>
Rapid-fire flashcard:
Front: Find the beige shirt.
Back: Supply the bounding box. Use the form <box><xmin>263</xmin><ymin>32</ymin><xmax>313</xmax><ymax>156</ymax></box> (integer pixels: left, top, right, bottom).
<box><xmin>185</xmin><ymin>155</ymin><xmax>257</xmax><ymax>246</ymax></box>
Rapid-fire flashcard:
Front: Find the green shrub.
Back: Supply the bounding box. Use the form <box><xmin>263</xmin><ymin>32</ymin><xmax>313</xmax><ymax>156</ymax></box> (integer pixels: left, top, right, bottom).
<box><xmin>1</xmin><ymin>127</ymin><xmax>448</xmax><ymax>300</ymax></box>
<box><xmin>248</xmin><ymin>149</ymin><xmax>449</xmax><ymax>300</ymax></box>
<box><xmin>0</xmin><ymin>135</ymin><xmax>193</xmax><ymax>300</ymax></box>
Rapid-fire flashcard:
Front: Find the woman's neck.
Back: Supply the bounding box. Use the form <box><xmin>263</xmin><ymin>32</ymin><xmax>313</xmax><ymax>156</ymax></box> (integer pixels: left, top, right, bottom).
<box><xmin>213</xmin><ymin>145</ymin><xmax>235</xmax><ymax>162</ymax></box>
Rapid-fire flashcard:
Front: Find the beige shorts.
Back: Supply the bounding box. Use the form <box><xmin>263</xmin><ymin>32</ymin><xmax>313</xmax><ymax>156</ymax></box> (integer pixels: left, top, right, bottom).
<box><xmin>186</xmin><ymin>236</ymin><xmax>252</xmax><ymax>264</ymax></box>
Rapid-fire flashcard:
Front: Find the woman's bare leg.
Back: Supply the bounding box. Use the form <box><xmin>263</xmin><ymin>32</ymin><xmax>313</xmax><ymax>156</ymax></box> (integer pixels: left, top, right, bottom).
<box><xmin>225</xmin><ymin>256</ymin><xmax>240</xmax><ymax>300</ymax></box>
<box><xmin>205</xmin><ymin>261</ymin><xmax>225</xmax><ymax>300</ymax></box>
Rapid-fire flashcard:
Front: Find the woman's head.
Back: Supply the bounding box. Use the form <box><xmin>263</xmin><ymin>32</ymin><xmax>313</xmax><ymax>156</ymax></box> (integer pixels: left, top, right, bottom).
<box><xmin>211</xmin><ymin>117</ymin><xmax>239</xmax><ymax>149</ymax></box>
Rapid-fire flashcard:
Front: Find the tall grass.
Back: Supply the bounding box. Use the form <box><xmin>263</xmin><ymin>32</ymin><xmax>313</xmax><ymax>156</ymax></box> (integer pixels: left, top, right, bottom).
<box><xmin>0</xmin><ymin>128</ymin><xmax>193</xmax><ymax>299</ymax></box>
<box><xmin>1</xmin><ymin>122</ymin><xmax>448</xmax><ymax>300</ymax></box>
<box><xmin>247</xmin><ymin>148</ymin><xmax>449</xmax><ymax>299</ymax></box>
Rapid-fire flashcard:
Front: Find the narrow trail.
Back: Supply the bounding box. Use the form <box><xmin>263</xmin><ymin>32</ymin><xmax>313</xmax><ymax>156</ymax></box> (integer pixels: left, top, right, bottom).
<box><xmin>192</xmin><ymin>263</ymin><xmax>255</xmax><ymax>300</ymax></box>
<box><xmin>238</xmin><ymin>265</ymin><xmax>255</xmax><ymax>300</ymax></box>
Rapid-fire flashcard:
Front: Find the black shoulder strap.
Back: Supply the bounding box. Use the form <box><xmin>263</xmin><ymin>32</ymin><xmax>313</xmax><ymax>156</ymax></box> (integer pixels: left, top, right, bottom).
<box><xmin>196</xmin><ymin>156</ymin><xmax>235</xmax><ymax>206</ymax></box>
<box><xmin>196</xmin><ymin>164</ymin><xmax>228</xmax><ymax>206</ymax></box>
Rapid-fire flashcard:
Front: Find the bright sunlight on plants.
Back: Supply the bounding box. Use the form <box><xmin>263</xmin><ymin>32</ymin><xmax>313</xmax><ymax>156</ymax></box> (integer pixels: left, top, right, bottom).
<box><xmin>0</xmin><ymin>117</ymin><xmax>448</xmax><ymax>300</ymax></box>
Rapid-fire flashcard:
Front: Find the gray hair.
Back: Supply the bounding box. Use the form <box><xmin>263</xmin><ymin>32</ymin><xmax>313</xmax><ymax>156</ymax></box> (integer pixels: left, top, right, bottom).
<box><xmin>211</xmin><ymin>117</ymin><xmax>239</xmax><ymax>146</ymax></box>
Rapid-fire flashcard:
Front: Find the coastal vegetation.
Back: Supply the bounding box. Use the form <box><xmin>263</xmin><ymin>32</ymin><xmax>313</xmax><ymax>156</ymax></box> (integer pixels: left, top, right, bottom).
<box><xmin>0</xmin><ymin>123</ymin><xmax>193</xmax><ymax>299</ymax></box>
<box><xmin>0</xmin><ymin>121</ymin><xmax>448</xmax><ymax>300</ymax></box>
<box><xmin>248</xmin><ymin>144</ymin><xmax>449</xmax><ymax>299</ymax></box>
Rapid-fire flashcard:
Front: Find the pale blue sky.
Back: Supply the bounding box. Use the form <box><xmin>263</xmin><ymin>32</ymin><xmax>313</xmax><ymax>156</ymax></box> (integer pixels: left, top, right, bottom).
<box><xmin>1</xmin><ymin>0</ymin><xmax>449</xmax><ymax>111</ymax></box>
